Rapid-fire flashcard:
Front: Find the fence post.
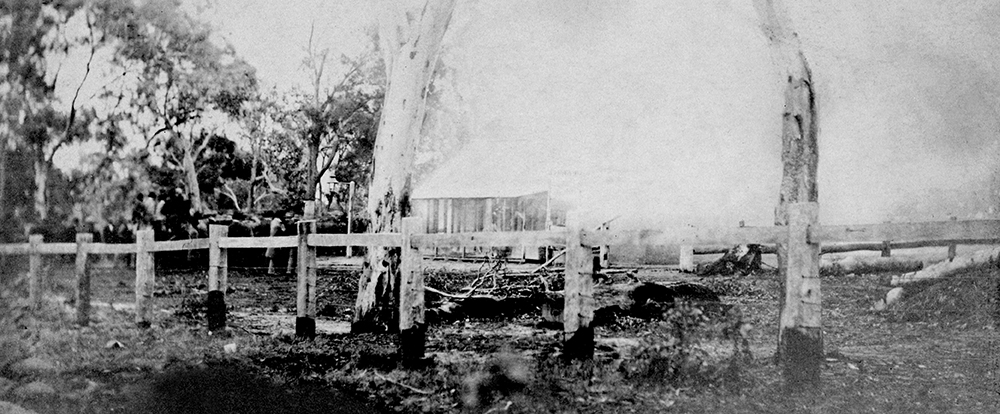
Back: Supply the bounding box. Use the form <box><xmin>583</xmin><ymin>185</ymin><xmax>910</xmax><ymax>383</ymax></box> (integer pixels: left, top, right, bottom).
<box><xmin>207</xmin><ymin>224</ymin><xmax>228</xmax><ymax>332</ymax></box>
<box><xmin>75</xmin><ymin>233</ymin><xmax>93</xmax><ymax>326</ymax></box>
<box><xmin>346</xmin><ymin>181</ymin><xmax>355</xmax><ymax>258</ymax></box>
<box><xmin>880</xmin><ymin>240</ymin><xmax>891</xmax><ymax>257</ymax></box>
<box><xmin>28</xmin><ymin>234</ymin><xmax>43</xmax><ymax>308</ymax></box>
<box><xmin>285</xmin><ymin>244</ymin><xmax>296</xmax><ymax>275</ymax></box>
<box><xmin>598</xmin><ymin>245</ymin><xmax>610</xmax><ymax>270</ymax></box>
<box><xmin>399</xmin><ymin>217</ymin><xmax>426</xmax><ymax>367</ymax></box>
<box><xmin>947</xmin><ymin>216</ymin><xmax>957</xmax><ymax>261</ymax></box>
<box><xmin>563</xmin><ymin>218</ymin><xmax>594</xmax><ymax>360</ymax></box>
<box><xmin>678</xmin><ymin>245</ymin><xmax>695</xmax><ymax>272</ymax></box>
<box><xmin>779</xmin><ymin>202</ymin><xmax>822</xmax><ymax>389</ymax></box>
<box><xmin>295</xmin><ymin>220</ymin><xmax>317</xmax><ymax>338</ymax></box>
<box><xmin>135</xmin><ymin>229</ymin><xmax>155</xmax><ymax>328</ymax></box>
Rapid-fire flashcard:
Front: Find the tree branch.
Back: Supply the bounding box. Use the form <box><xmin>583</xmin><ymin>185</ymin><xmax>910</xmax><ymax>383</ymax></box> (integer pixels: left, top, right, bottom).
<box><xmin>48</xmin><ymin>10</ymin><xmax>98</xmax><ymax>166</ymax></box>
<box><xmin>221</xmin><ymin>182</ymin><xmax>242</xmax><ymax>212</ymax></box>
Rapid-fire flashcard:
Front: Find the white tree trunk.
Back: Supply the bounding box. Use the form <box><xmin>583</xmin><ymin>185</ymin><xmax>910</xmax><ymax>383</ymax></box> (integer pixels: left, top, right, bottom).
<box><xmin>33</xmin><ymin>157</ymin><xmax>47</xmax><ymax>221</ymax></box>
<box><xmin>352</xmin><ymin>0</ymin><xmax>456</xmax><ymax>333</ymax></box>
<box><xmin>181</xmin><ymin>138</ymin><xmax>203</xmax><ymax>214</ymax></box>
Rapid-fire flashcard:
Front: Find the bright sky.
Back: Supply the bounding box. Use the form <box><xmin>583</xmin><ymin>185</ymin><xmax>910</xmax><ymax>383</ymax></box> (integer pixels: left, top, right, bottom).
<box><xmin>53</xmin><ymin>0</ymin><xmax>1000</xmax><ymax>228</ymax></box>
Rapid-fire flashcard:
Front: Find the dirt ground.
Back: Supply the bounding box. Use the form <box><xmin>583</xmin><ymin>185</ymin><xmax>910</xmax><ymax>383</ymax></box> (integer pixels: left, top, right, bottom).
<box><xmin>1</xmin><ymin>250</ymin><xmax>998</xmax><ymax>413</ymax></box>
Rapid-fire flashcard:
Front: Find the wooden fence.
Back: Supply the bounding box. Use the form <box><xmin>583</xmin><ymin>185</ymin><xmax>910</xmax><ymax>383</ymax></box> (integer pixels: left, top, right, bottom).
<box><xmin>2</xmin><ymin>210</ymin><xmax>999</xmax><ymax>380</ymax></box>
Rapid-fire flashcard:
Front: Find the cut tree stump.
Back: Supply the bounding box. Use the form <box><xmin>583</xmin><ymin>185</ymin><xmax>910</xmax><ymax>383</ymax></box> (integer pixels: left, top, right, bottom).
<box><xmin>698</xmin><ymin>244</ymin><xmax>762</xmax><ymax>276</ymax></box>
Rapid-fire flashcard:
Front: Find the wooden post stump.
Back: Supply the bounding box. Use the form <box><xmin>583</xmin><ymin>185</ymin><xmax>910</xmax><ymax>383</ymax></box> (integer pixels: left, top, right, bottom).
<box><xmin>399</xmin><ymin>217</ymin><xmax>426</xmax><ymax>367</ymax></box>
<box><xmin>346</xmin><ymin>181</ymin><xmax>355</xmax><ymax>258</ymax></box>
<box><xmin>880</xmin><ymin>240</ymin><xmax>892</xmax><ymax>258</ymax></box>
<box><xmin>28</xmin><ymin>234</ymin><xmax>43</xmax><ymax>308</ymax></box>
<box><xmin>285</xmin><ymin>244</ymin><xmax>296</xmax><ymax>275</ymax></box>
<box><xmin>563</xmin><ymin>219</ymin><xmax>594</xmax><ymax>360</ymax></box>
<box><xmin>779</xmin><ymin>202</ymin><xmax>822</xmax><ymax>389</ymax></box>
<box><xmin>598</xmin><ymin>245</ymin><xmax>610</xmax><ymax>270</ymax></box>
<box><xmin>295</xmin><ymin>220</ymin><xmax>317</xmax><ymax>338</ymax></box>
<box><xmin>75</xmin><ymin>233</ymin><xmax>93</xmax><ymax>326</ymax></box>
<box><xmin>947</xmin><ymin>216</ymin><xmax>957</xmax><ymax>261</ymax></box>
<box><xmin>679</xmin><ymin>245</ymin><xmax>695</xmax><ymax>273</ymax></box>
<box><xmin>207</xmin><ymin>225</ymin><xmax>229</xmax><ymax>332</ymax></box>
<box><xmin>135</xmin><ymin>229</ymin><xmax>155</xmax><ymax>328</ymax></box>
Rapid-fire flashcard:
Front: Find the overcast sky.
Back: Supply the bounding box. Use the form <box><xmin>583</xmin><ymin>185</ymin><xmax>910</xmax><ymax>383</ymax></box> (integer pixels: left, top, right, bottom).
<box><xmin>55</xmin><ymin>0</ymin><xmax>1000</xmax><ymax>228</ymax></box>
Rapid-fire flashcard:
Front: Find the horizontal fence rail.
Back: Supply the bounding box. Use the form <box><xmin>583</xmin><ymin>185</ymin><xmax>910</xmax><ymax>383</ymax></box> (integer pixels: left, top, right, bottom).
<box><xmin>149</xmin><ymin>238</ymin><xmax>211</xmax><ymax>253</ymax></box>
<box><xmin>2</xmin><ymin>219</ymin><xmax>998</xmax><ymax>257</ymax></box>
<box><xmin>582</xmin><ymin>225</ymin><xmax>786</xmax><ymax>247</ymax></box>
<box><xmin>812</xmin><ymin>219</ymin><xmax>1000</xmax><ymax>245</ymax></box>
<box><xmin>219</xmin><ymin>235</ymin><xmax>298</xmax><ymax>249</ymax></box>
<box><xmin>309</xmin><ymin>233</ymin><xmax>402</xmax><ymax>247</ymax></box>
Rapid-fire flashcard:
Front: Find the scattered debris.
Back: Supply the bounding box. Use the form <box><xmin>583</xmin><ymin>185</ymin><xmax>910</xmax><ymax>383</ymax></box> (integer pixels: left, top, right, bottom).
<box><xmin>374</xmin><ymin>372</ymin><xmax>432</xmax><ymax>395</ymax></box>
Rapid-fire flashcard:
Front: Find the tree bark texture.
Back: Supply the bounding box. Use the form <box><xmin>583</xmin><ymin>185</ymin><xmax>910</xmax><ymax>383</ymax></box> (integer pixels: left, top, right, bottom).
<box><xmin>352</xmin><ymin>0</ymin><xmax>457</xmax><ymax>333</ymax></box>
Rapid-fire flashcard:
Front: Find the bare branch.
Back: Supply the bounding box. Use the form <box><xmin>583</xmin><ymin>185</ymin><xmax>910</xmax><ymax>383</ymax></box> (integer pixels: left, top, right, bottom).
<box><xmin>48</xmin><ymin>10</ymin><xmax>98</xmax><ymax>166</ymax></box>
<box><xmin>221</xmin><ymin>182</ymin><xmax>242</xmax><ymax>212</ymax></box>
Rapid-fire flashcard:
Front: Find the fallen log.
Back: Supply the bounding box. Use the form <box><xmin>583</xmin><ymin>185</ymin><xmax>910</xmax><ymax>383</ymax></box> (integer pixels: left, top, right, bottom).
<box><xmin>890</xmin><ymin>246</ymin><xmax>1000</xmax><ymax>286</ymax></box>
<box><xmin>820</xmin><ymin>256</ymin><xmax>923</xmax><ymax>276</ymax></box>
<box><xmin>872</xmin><ymin>246</ymin><xmax>1000</xmax><ymax>311</ymax></box>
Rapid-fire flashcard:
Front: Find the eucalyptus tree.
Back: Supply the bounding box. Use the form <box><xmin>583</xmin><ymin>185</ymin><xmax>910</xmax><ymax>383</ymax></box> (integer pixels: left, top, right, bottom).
<box><xmin>93</xmin><ymin>0</ymin><xmax>257</xmax><ymax>214</ymax></box>
<box><xmin>353</xmin><ymin>0</ymin><xmax>457</xmax><ymax>333</ymax></box>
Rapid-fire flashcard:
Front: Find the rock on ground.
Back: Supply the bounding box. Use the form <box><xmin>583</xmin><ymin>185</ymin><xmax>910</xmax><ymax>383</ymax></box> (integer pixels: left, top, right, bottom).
<box><xmin>0</xmin><ymin>377</ymin><xmax>15</xmax><ymax>396</ymax></box>
<box><xmin>12</xmin><ymin>381</ymin><xmax>55</xmax><ymax>399</ymax></box>
<box><xmin>8</xmin><ymin>358</ymin><xmax>57</xmax><ymax>376</ymax></box>
<box><xmin>0</xmin><ymin>401</ymin><xmax>40</xmax><ymax>414</ymax></box>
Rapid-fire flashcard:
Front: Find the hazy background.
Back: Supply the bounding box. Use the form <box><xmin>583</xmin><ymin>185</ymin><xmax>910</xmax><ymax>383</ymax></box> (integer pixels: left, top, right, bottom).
<box><xmin>55</xmin><ymin>0</ymin><xmax>1000</xmax><ymax>229</ymax></box>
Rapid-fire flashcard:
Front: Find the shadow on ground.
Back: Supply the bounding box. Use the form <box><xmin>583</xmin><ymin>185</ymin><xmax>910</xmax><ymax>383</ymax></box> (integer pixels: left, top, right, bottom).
<box><xmin>121</xmin><ymin>361</ymin><xmax>381</xmax><ymax>414</ymax></box>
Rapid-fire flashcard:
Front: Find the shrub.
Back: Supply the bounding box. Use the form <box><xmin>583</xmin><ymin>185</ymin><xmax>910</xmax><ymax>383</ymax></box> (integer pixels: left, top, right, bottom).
<box><xmin>621</xmin><ymin>301</ymin><xmax>710</xmax><ymax>383</ymax></box>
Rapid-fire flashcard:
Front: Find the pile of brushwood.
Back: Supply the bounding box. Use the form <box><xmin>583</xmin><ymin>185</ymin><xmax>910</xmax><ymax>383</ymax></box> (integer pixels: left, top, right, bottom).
<box><xmin>423</xmin><ymin>254</ymin><xmax>729</xmax><ymax>328</ymax></box>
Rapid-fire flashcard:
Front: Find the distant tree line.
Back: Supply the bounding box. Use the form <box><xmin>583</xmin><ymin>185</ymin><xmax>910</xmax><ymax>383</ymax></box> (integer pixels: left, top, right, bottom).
<box><xmin>0</xmin><ymin>0</ymin><xmax>386</xmax><ymax>242</ymax></box>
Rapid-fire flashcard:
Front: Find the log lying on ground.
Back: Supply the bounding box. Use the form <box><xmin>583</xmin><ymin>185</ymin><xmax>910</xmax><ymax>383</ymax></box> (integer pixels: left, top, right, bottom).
<box><xmin>890</xmin><ymin>246</ymin><xmax>1000</xmax><ymax>286</ymax></box>
<box><xmin>872</xmin><ymin>246</ymin><xmax>1000</xmax><ymax>311</ymax></box>
<box><xmin>820</xmin><ymin>256</ymin><xmax>923</xmax><ymax>276</ymax></box>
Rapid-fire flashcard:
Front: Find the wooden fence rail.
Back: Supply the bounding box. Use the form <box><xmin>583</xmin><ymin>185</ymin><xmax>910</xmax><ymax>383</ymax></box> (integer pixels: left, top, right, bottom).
<box><xmin>2</xmin><ymin>217</ymin><xmax>998</xmax><ymax>375</ymax></box>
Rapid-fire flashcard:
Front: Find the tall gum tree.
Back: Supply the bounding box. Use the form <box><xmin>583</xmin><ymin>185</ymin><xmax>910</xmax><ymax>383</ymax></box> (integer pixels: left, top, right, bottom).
<box><xmin>752</xmin><ymin>0</ymin><xmax>820</xmax><ymax>380</ymax></box>
<box><xmin>1</xmin><ymin>1</ymin><xmax>95</xmax><ymax>222</ymax></box>
<box><xmin>95</xmin><ymin>0</ymin><xmax>256</xmax><ymax>214</ymax></box>
<box><xmin>352</xmin><ymin>0</ymin><xmax>457</xmax><ymax>333</ymax></box>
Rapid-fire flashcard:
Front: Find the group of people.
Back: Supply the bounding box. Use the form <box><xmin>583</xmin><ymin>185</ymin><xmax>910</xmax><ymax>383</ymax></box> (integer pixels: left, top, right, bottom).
<box><xmin>131</xmin><ymin>188</ymin><xmax>197</xmax><ymax>241</ymax></box>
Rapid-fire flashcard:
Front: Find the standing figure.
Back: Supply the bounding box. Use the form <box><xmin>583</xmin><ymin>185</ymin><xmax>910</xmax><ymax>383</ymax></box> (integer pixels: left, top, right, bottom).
<box><xmin>265</xmin><ymin>216</ymin><xmax>285</xmax><ymax>274</ymax></box>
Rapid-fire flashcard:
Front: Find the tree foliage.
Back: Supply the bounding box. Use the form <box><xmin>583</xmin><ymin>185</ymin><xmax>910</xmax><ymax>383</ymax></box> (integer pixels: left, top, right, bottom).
<box><xmin>93</xmin><ymin>0</ymin><xmax>257</xmax><ymax>213</ymax></box>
